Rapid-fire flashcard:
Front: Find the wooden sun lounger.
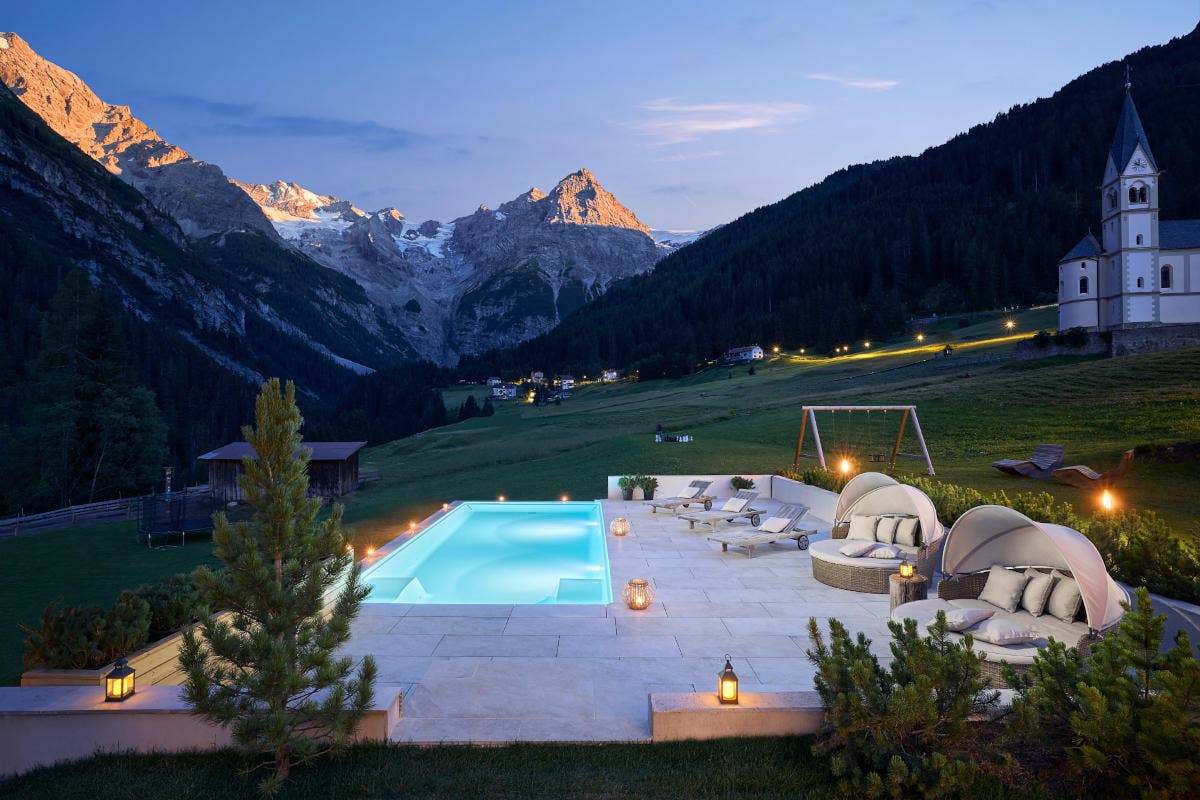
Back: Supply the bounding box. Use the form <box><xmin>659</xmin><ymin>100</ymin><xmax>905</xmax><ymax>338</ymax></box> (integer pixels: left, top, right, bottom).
<box><xmin>678</xmin><ymin>490</ymin><xmax>764</xmax><ymax>530</ymax></box>
<box><xmin>991</xmin><ymin>444</ymin><xmax>1065</xmax><ymax>479</ymax></box>
<box><xmin>707</xmin><ymin>504</ymin><xmax>814</xmax><ymax>556</ymax></box>
<box><xmin>1052</xmin><ymin>449</ymin><xmax>1134</xmax><ymax>489</ymax></box>
<box><xmin>646</xmin><ymin>480</ymin><xmax>715</xmax><ymax>513</ymax></box>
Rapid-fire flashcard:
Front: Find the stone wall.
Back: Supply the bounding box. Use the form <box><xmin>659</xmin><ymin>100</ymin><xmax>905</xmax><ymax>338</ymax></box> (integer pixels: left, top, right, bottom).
<box><xmin>1109</xmin><ymin>323</ymin><xmax>1200</xmax><ymax>355</ymax></box>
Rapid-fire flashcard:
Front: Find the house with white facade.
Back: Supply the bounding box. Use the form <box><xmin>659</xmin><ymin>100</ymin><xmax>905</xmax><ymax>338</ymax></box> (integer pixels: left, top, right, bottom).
<box><xmin>491</xmin><ymin>383</ymin><xmax>518</xmax><ymax>400</ymax></box>
<box><xmin>557</xmin><ymin>375</ymin><xmax>575</xmax><ymax>390</ymax></box>
<box><xmin>486</xmin><ymin>376</ymin><xmax>503</xmax><ymax>388</ymax></box>
<box><xmin>1058</xmin><ymin>84</ymin><xmax>1200</xmax><ymax>332</ymax></box>
<box><xmin>530</xmin><ymin>371</ymin><xmax>545</xmax><ymax>384</ymax></box>
<box><xmin>601</xmin><ymin>369</ymin><xmax>621</xmax><ymax>382</ymax></box>
<box><xmin>723</xmin><ymin>345</ymin><xmax>764</xmax><ymax>363</ymax></box>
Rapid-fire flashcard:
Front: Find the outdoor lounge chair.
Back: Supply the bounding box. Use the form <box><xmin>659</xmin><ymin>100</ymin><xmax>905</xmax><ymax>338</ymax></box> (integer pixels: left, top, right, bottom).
<box><xmin>677</xmin><ymin>490</ymin><xmax>765</xmax><ymax>531</ymax></box>
<box><xmin>706</xmin><ymin>504</ymin><xmax>814</xmax><ymax>556</ymax></box>
<box><xmin>991</xmin><ymin>444</ymin><xmax>1065</xmax><ymax>478</ymax></box>
<box><xmin>1052</xmin><ymin>449</ymin><xmax>1134</xmax><ymax>489</ymax></box>
<box><xmin>646</xmin><ymin>480</ymin><xmax>714</xmax><ymax>513</ymax></box>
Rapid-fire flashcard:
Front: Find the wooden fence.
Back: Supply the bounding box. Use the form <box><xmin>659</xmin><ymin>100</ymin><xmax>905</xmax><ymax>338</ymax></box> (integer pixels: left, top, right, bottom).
<box><xmin>0</xmin><ymin>486</ymin><xmax>211</xmax><ymax>539</ymax></box>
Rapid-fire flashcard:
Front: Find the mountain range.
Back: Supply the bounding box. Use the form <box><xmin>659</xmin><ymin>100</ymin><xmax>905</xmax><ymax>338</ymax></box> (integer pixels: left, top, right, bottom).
<box><xmin>0</xmin><ymin>32</ymin><xmax>697</xmax><ymax>370</ymax></box>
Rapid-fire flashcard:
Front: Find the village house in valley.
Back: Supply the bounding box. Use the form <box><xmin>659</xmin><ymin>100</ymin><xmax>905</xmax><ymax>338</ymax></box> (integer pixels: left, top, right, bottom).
<box><xmin>723</xmin><ymin>345</ymin><xmax>764</xmax><ymax>363</ymax></box>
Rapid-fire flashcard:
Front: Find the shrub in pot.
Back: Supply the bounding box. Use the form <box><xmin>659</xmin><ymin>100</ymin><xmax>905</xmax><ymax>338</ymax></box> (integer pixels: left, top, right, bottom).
<box><xmin>618</xmin><ymin>475</ymin><xmax>637</xmax><ymax>501</ymax></box>
<box><xmin>637</xmin><ymin>475</ymin><xmax>659</xmax><ymax>500</ymax></box>
<box><xmin>730</xmin><ymin>476</ymin><xmax>755</xmax><ymax>491</ymax></box>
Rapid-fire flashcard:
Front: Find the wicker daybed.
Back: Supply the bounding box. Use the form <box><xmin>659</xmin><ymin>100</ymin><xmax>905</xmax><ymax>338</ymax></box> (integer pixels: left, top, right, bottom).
<box><xmin>809</xmin><ymin>474</ymin><xmax>945</xmax><ymax>593</ymax></box>
<box><xmin>891</xmin><ymin>505</ymin><xmax>1128</xmax><ymax>688</ymax></box>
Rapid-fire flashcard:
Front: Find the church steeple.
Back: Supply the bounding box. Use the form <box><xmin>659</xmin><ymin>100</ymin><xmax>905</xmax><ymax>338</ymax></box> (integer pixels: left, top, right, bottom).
<box><xmin>1109</xmin><ymin>70</ymin><xmax>1157</xmax><ymax>173</ymax></box>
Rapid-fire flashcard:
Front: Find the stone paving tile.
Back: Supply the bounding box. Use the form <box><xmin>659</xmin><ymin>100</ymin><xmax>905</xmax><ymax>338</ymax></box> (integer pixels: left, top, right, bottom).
<box><xmin>557</xmin><ymin>634</ymin><xmax>682</xmax><ymax>658</ymax></box>
<box><xmin>405</xmin><ymin>604</ymin><xmax>514</xmax><ymax>617</ymax></box>
<box><xmin>674</xmin><ymin>634</ymin><xmax>806</xmax><ymax>658</ymax></box>
<box><xmin>509</xmin><ymin>604</ymin><xmax>610</xmax><ymax>618</ymax></box>
<box><xmin>432</xmin><ymin>635</ymin><xmax>560</xmax><ymax>658</ymax></box>
<box><xmin>503</xmin><ymin>618</ymin><xmax>616</xmax><ymax>636</ymax></box>
<box><xmin>391</xmin><ymin>616</ymin><xmax>508</xmax><ymax>635</ymax></box>
<box><xmin>614</xmin><ymin>617</ymin><xmax>729</xmax><ymax>636</ymax></box>
<box><xmin>662</xmin><ymin>601</ymin><xmax>772</xmax><ymax>618</ymax></box>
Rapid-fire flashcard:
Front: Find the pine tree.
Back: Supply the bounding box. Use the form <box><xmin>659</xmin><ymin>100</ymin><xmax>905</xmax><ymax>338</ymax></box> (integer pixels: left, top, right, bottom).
<box><xmin>481</xmin><ymin>397</ymin><xmax>496</xmax><ymax>416</ymax></box>
<box><xmin>180</xmin><ymin>379</ymin><xmax>376</xmax><ymax>792</ymax></box>
<box><xmin>458</xmin><ymin>394</ymin><xmax>480</xmax><ymax>421</ymax></box>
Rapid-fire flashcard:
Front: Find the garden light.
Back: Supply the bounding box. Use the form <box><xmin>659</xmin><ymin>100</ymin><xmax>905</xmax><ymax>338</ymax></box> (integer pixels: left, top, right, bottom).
<box><xmin>622</xmin><ymin>578</ymin><xmax>654</xmax><ymax>610</ymax></box>
<box><xmin>718</xmin><ymin>655</ymin><xmax>738</xmax><ymax>704</ymax></box>
<box><xmin>104</xmin><ymin>658</ymin><xmax>136</xmax><ymax>702</ymax></box>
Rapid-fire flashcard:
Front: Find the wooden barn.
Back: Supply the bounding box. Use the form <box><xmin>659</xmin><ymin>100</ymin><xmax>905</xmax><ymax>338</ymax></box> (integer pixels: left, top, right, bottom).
<box><xmin>198</xmin><ymin>441</ymin><xmax>367</xmax><ymax>502</ymax></box>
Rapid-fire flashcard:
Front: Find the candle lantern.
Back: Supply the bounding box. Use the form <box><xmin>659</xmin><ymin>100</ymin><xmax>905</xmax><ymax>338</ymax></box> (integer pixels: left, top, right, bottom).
<box><xmin>899</xmin><ymin>560</ymin><xmax>915</xmax><ymax>579</ymax></box>
<box><xmin>610</xmin><ymin>517</ymin><xmax>630</xmax><ymax>537</ymax></box>
<box><xmin>622</xmin><ymin>578</ymin><xmax>654</xmax><ymax>610</ymax></box>
<box><xmin>718</xmin><ymin>654</ymin><xmax>738</xmax><ymax>704</ymax></box>
<box><xmin>105</xmin><ymin>658</ymin><xmax>136</xmax><ymax>702</ymax></box>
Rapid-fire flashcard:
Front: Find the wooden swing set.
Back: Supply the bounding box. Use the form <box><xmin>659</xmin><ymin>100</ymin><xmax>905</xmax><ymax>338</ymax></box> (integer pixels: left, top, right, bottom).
<box><xmin>792</xmin><ymin>405</ymin><xmax>935</xmax><ymax>476</ymax></box>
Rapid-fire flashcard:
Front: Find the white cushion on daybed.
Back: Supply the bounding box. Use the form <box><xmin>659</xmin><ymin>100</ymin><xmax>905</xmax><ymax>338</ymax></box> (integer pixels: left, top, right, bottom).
<box><xmin>810</xmin><ymin>537</ymin><xmax>918</xmax><ymax>569</ymax></box>
<box><xmin>891</xmin><ymin>596</ymin><xmax>1092</xmax><ymax>666</ymax></box>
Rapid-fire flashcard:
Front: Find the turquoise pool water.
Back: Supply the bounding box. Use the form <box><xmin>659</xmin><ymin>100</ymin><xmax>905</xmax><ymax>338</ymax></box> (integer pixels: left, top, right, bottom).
<box><xmin>362</xmin><ymin>502</ymin><xmax>612</xmax><ymax>604</ymax></box>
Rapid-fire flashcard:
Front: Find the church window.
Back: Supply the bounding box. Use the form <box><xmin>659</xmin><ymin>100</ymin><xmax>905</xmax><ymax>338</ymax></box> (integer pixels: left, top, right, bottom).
<box><xmin>1107</xmin><ymin>190</ymin><xmax>1118</xmax><ymax>209</ymax></box>
<box><xmin>1129</xmin><ymin>185</ymin><xmax>1148</xmax><ymax>204</ymax></box>
<box><xmin>1136</xmin><ymin>234</ymin><xmax>1143</xmax><ymax>245</ymax></box>
<box><xmin>1137</xmin><ymin>277</ymin><xmax>1144</xmax><ymax>289</ymax></box>
<box><xmin>1161</xmin><ymin>265</ymin><xmax>1172</xmax><ymax>289</ymax></box>
<box><xmin>1079</xmin><ymin>276</ymin><xmax>1089</xmax><ymax>295</ymax></box>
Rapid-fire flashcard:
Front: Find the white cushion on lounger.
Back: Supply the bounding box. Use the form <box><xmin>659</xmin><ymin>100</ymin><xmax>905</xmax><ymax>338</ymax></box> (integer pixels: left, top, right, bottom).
<box><xmin>847</xmin><ymin>514</ymin><xmax>878</xmax><ymax>541</ymax></box>
<box><xmin>874</xmin><ymin>516</ymin><xmax>900</xmax><ymax>544</ymax></box>
<box><xmin>676</xmin><ymin>485</ymin><xmax>700</xmax><ymax>499</ymax></box>
<box><xmin>979</xmin><ymin>565</ymin><xmax>1030</xmax><ymax>613</ymax></box>
<box><xmin>942</xmin><ymin>607</ymin><xmax>994</xmax><ymax>632</ymax></box>
<box><xmin>1047</xmin><ymin>573</ymin><xmax>1083</xmax><ymax>622</ymax></box>
<box><xmin>758</xmin><ymin>516</ymin><xmax>792</xmax><ymax>534</ymax></box>
<box><xmin>839</xmin><ymin>540</ymin><xmax>875</xmax><ymax>557</ymax></box>
<box><xmin>722</xmin><ymin>497</ymin><xmax>748</xmax><ymax>513</ymax></box>
<box><xmin>868</xmin><ymin>545</ymin><xmax>899</xmax><ymax>559</ymax></box>
<box><xmin>968</xmin><ymin>618</ymin><xmax>1040</xmax><ymax>646</ymax></box>
<box><xmin>894</xmin><ymin>516</ymin><xmax>920</xmax><ymax>547</ymax></box>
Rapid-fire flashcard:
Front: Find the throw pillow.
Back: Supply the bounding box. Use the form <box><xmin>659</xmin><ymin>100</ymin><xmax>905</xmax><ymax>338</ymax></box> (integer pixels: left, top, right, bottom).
<box><xmin>839</xmin><ymin>540</ymin><xmax>876</xmax><ymax>557</ymax></box>
<box><xmin>968</xmin><ymin>618</ymin><xmax>1040</xmax><ymax>646</ymax></box>
<box><xmin>676</xmin><ymin>485</ymin><xmax>700</xmax><ymax>499</ymax></box>
<box><xmin>894</xmin><ymin>516</ymin><xmax>920</xmax><ymax>547</ymax></box>
<box><xmin>847</xmin><ymin>515</ymin><xmax>878</xmax><ymax>541</ymax></box>
<box><xmin>1047</xmin><ymin>575</ymin><xmax>1084</xmax><ymax>622</ymax></box>
<box><xmin>874</xmin><ymin>516</ymin><xmax>900</xmax><ymax>544</ymax></box>
<box><xmin>759</xmin><ymin>516</ymin><xmax>792</xmax><ymax>534</ymax></box>
<box><xmin>868</xmin><ymin>545</ymin><xmax>899</xmax><ymax>559</ymax></box>
<box><xmin>939</xmin><ymin>607</ymin><xmax>995</xmax><ymax>632</ymax></box>
<box><xmin>1021</xmin><ymin>568</ymin><xmax>1057</xmax><ymax>617</ymax></box>
<box><xmin>978</xmin><ymin>565</ymin><xmax>1031</xmax><ymax>613</ymax></box>
<box><xmin>722</xmin><ymin>497</ymin><xmax>748</xmax><ymax>513</ymax></box>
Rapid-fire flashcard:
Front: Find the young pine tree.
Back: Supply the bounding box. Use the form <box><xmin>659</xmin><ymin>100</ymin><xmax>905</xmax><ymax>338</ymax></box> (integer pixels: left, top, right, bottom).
<box><xmin>180</xmin><ymin>379</ymin><xmax>376</xmax><ymax>792</ymax></box>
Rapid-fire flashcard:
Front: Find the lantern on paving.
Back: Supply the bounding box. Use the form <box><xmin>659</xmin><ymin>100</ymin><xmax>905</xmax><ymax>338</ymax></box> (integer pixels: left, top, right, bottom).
<box><xmin>105</xmin><ymin>658</ymin><xmax>135</xmax><ymax>702</ymax></box>
<box><xmin>610</xmin><ymin>517</ymin><xmax>630</xmax><ymax>537</ymax></box>
<box><xmin>622</xmin><ymin>578</ymin><xmax>654</xmax><ymax>611</ymax></box>
<box><xmin>718</xmin><ymin>655</ymin><xmax>738</xmax><ymax>705</ymax></box>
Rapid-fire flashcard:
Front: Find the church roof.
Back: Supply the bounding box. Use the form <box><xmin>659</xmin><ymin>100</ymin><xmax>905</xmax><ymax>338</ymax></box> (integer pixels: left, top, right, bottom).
<box><xmin>1161</xmin><ymin>220</ymin><xmax>1200</xmax><ymax>250</ymax></box>
<box><xmin>1060</xmin><ymin>233</ymin><xmax>1101</xmax><ymax>262</ymax></box>
<box><xmin>1110</xmin><ymin>91</ymin><xmax>1157</xmax><ymax>172</ymax></box>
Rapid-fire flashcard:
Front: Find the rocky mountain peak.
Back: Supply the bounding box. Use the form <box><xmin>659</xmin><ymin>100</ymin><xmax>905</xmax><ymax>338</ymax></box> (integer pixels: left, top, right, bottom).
<box><xmin>0</xmin><ymin>33</ymin><xmax>276</xmax><ymax>239</ymax></box>
<box><xmin>233</xmin><ymin>179</ymin><xmax>349</xmax><ymax>220</ymax></box>
<box><xmin>540</xmin><ymin>168</ymin><xmax>649</xmax><ymax>232</ymax></box>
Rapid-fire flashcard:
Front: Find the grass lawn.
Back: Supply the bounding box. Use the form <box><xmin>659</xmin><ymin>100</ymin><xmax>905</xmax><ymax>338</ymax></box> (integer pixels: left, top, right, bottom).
<box><xmin>0</xmin><ymin>738</ymin><xmax>1032</xmax><ymax>800</ymax></box>
<box><xmin>1</xmin><ymin>306</ymin><xmax>1197</xmax><ymax>684</ymax></box>
<box><xmin>0</xmin><ymin>522</ymin><xmax>218</xmax><ymax>684</ymax></box>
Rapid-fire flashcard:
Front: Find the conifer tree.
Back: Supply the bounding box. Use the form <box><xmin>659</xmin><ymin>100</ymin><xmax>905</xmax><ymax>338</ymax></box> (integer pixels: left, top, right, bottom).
<box><xmin>180</xmin><ymin>379</ymin><xmax>376</xmax><ymax>792</ymax></box>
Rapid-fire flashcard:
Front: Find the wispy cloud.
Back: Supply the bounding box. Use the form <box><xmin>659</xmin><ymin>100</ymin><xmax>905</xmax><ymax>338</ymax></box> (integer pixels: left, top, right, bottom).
<box><xmin>629</xmin><ymin>98</ymin><xmax>810</xmax><ymax>145</ymax></box>
<box><xmin>805</xmin><ymin>73</ymin><xmax>900</xmax><ymax>91</ymax></box>
<box><xmin>154</xmin><ymin>93</ymin><xmax>425</xmax><ymax>152</ymax></box>
<box><xmin>653</xmin><ymin>150</ymin><xmax>723</xmax><ymax>163</ymax></box>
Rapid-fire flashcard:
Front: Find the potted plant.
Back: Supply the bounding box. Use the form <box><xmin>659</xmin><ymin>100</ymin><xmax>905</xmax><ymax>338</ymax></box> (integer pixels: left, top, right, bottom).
<box><xmin>637</xmin><ymin>475</ymin><xmax>659</xmax><ymax>501</ymax></box>
<box><xmin>618</xmin><ymin>475</ymin><xmax>637</xmax><ymax>501</ymax></box>
<box><xmin>730</xmin><ymin>476</ymin><xmax>755</xmax><ymax>491</ymax></box>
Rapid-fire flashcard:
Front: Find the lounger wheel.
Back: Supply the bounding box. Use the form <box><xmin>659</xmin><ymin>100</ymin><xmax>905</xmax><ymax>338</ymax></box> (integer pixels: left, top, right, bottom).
<box><xmin>750</xmin><ymin>514</ymin><xmax>761</xmax><ymax>527</ymax></box>
<box><xmin>797</xmin><ymin>535</ymin><xmax>809</xmax><ymax>550</ymax></box>
<box><xmin>704</xmin><ymin>499</ymin><xmax>712</xmax><ymax>510</ymax></box>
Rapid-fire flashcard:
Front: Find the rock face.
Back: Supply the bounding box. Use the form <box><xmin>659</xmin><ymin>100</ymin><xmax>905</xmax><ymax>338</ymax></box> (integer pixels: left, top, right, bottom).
<box><xmin>237</xmin><ymin>170</ymin><xmax>677</xmax><ymax>364</ymax></box>
<box><xmin>0</xmin><ymin>32</ymin><xmax>276</xmax><ymax>239</ymax></box>
<box><xmin>1</xmin><ymin>32</ymin><xmax>710</xmax><ymax>366</ymax></box>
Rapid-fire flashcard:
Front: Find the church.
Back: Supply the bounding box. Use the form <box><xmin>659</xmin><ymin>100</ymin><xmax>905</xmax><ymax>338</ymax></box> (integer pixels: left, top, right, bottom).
<box><xmin>1058</xmin><ymin>82</ymin><xmax>1200</xmax><ymax>332</ymax></box>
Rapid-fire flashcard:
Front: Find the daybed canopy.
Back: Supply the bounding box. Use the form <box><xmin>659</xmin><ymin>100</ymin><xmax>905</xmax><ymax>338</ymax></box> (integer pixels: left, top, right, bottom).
<box><xmin>834</xmin><ymin>472</ymin><xmax>898</xmax><ymax>523</ymax></box>
<box><xmin>837</xmin><ymin>480</ymin><xmax>945</xmax><ymax>547</ymax></box>
<box><xmin>941</xmin><ymin>505</ymin><xmax>1128</xmax><ymax>630</ymax></box>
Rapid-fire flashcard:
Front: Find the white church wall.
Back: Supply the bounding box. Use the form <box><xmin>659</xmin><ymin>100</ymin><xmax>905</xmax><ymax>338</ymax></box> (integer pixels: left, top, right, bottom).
<box><xmin>1160</xmin><ymin>294</ymin><xmax>1200</xmax><ymax>324</ymax></box>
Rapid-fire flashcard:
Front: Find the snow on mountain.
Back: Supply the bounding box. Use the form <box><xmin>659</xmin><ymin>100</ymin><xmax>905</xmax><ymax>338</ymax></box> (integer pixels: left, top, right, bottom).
<box><xmin>651</xmin><ymin>228</ymin><xmax>714</xmax><ymax>252</ymax></box>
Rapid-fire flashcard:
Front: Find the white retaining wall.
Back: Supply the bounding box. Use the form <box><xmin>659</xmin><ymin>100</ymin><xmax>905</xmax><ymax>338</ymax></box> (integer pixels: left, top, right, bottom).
<box><xmin>0</xmin><ymin>685</ymin><xmax>401</xmax><ymax>778</ymax></box>
<box><xmin>605</xmin><ymin>474</ymin><xmax>837</xmax><ymax>525</ymax></box>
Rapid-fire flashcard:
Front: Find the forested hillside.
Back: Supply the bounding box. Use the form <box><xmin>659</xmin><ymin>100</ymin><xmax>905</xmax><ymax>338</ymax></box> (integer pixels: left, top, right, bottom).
<box><xmin>463</xmin><ymin>25</ymin><xmax>1200</xmax><ymax>379</ymax></box>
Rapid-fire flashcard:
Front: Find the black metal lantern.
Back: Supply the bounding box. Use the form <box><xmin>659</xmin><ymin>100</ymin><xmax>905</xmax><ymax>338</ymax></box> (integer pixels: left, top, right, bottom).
<box><xmin>718</xmin><ymin>654</ymin><xmax>738</xmax><ymax>705</ymax></box>
<box><xmin>105</xmin><ymin>657</ymin><xmax>135</xmax><ymax>702</ymax></box>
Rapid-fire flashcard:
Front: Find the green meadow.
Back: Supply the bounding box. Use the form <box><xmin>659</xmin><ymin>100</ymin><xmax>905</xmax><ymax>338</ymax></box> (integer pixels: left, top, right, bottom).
<box><xmin>1</xmin><ymin>306</ymin><xmax>1197</xmax><ymax>683</ymax></box>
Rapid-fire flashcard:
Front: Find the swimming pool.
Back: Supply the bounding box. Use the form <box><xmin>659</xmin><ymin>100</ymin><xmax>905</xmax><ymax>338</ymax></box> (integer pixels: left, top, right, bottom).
<box><xmin>361</xmin><ymin>502</ymin><xmax>612</xmax><ymax>605</ymax></box>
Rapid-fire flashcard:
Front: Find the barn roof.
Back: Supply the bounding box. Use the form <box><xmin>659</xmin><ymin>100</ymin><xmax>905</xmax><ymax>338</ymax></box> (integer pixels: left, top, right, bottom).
<box><xmin>1060</xmin><ymin>233</ymin><xmax>1101</xmax><ymax>262</ymax></box>
<box><xmin>198</xmin><ymin>441</ymin><xmax>367</xmax><ymax>462</ymax></box>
